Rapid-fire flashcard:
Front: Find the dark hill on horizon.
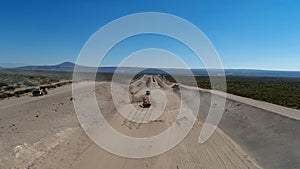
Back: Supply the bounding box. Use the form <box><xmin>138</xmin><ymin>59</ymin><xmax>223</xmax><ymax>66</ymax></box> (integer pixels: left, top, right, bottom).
<box><xmin>15</xmin><ymin>62</ymin><xmax>77</xmax><ymax>72</ymax></box>
<box><xmin>3</xmin><ymin>62</ymin><xmax>300</xmax><ymax>78</ymax></box>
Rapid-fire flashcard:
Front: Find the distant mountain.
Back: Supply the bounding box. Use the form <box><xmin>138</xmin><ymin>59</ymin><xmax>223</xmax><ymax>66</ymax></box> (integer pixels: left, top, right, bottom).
<box><xmin>16</xmin><ymin>62</ymin><xmax>77</xmax><ymax>72</ymax></box>
<box><xmin>224</xmin><ymin>69</ymin><xmax>300</xmax><ymax>78</ymax></box>
<box><xmin>8</xmin><ymin>62</ymin><xmax>300</xmax><ymax>78</ymax></box>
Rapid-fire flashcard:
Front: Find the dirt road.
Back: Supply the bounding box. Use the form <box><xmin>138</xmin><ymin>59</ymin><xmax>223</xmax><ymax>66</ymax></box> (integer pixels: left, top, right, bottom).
<box><xmin>70</xmin><ymin>75</ymin><xmax>261</xmax><ymax>169</ymax></box>
<box><xmin>0</xmin><ymin>75</ymin><xmax>275</xmax><ymax>169</ymax></box>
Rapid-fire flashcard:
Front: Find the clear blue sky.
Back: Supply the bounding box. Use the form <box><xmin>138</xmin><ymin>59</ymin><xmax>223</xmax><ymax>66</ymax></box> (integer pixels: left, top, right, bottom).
<box><xmin>0</xmin><ymin>0</ymin><xmax>299</xmax><ymax>70</ymax></box>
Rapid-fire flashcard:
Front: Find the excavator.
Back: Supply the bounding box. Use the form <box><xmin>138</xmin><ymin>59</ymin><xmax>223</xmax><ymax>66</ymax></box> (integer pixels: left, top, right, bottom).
<box><xmin>32</xmin><ymin>86</ymin><xmax>48</xmax><ymax>96</ymax></box>
<box><xmin>140</xmin><ymin>91</ymin><xmax>151</xmax><ymax>108</ymax></box>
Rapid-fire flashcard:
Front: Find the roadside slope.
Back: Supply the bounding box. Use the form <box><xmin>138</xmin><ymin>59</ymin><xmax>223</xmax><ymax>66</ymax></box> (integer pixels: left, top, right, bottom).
<box><xmin>181</xmin><ymin>84</ymin><xmax>300</xmax><ymax>169</ymax></box>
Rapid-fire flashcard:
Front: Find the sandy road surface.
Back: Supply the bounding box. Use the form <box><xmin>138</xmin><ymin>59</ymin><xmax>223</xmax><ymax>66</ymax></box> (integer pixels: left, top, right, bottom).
<box><xmin>0</xmin><ymin>82</ymin><xmax>93</xmax><ymax>169</ymax></box>
<box><xmin>70</xmin><ymin>75</ymin><xmax>261</xmax><ymax>169</ymax></box>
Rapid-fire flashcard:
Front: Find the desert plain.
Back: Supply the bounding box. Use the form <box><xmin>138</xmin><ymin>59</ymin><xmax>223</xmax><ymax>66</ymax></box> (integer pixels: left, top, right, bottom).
<box><xmin>0</xmin><ymin>75</ymin><xmax>299</xmax><ymax>169</ymax></box>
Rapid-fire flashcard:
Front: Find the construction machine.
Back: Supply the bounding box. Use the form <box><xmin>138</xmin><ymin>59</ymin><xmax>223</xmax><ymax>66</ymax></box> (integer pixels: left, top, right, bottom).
<box><xmin>32</xmin><ymin>86</ymin><xmax>49</xmax><ymax>96</ymax></box>
<box><xmin>140</xmin><ymin>90</ymin><xmax>151</xmax><ymax>108</ymax></box>
<box><xmin>39</xmin><ymin>86</ymin><xmax>49</xmax><ymax>95</ymax></box>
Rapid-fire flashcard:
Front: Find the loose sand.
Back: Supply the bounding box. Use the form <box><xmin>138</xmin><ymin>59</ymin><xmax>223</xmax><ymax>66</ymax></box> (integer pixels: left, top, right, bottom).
<box><xmin>0</xmin><ymin>75</ymin><xmax>299</xmax><ymax>169</ymax></box>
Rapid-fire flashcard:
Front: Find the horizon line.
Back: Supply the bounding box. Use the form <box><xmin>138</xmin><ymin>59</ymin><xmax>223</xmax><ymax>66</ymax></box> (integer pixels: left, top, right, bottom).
<box><xmin>1</xmin><ymin>61</ymin><xmax>300</xmax><ymax>72</ymax></box>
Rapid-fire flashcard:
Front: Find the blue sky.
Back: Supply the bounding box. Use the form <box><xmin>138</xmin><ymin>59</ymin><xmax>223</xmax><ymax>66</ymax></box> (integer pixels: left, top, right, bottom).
<box><xmin>0</xmin><ymin>0</ymin><xmax>299</xmax><ymax>70</ymax></box>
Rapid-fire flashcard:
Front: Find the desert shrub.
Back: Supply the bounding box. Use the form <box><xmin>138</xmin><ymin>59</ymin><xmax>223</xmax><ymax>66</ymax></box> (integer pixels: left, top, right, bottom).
<box><xmin>0</xmin><ymin>82</ymin><xmax>8</xmax><ymax>87</ymax></box>
<box><xmin>48</xmin><ymin>79</ymin><xmax>59</xmax><ymax>83</ymax></box>
<box><xmin>0</xmin><ymin>93</ymin><xmax>14</xmax><ymax>98</ymax></box>
<box><xmin>5</xmin><ymin>86</ymin><xmax>15</xmax><ymax>91</ymax></box>
<box><xmin>196</xmin><ymin>76</ymin><xmax>300</xmax><ymax>110</ymax></box>
<box><xmin>14</xmin><ymin>88</ymin><xmax>34</xmax><ymax>96</ymax></box>
<box><xmin>14</xmin><ymin>83</ymin><xmax>21</xmax><ymax>88</ymax></box>
<box><xmin>164</xmin><ymin>75</ymin><xmax>300</xmax><ymax>110</ymax></box>
<box><xmin>23</xmin><ymin>81</ymin><xmax>35</xmax><ymax>87</ymax></box>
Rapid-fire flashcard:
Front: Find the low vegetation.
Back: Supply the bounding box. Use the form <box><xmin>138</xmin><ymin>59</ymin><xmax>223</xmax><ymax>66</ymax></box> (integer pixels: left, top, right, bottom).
<box><xmin>165</xmin><ymin>75</ymin><xmax>300</xmax><ymax>110</ymax></box>
<box><xmin>1</xmin><ymin>69</ymin><xmax>299</xmax><ymax>110</ymax></box>
<box><xmin>226</xmin><ymin>77</ymin><xmax>300</xmax><ymax>110</ymax></box>
<box><xmin>0</xmin><ymin>70</ymin><xmax>72</xmax><ymax>99</ymax></box>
